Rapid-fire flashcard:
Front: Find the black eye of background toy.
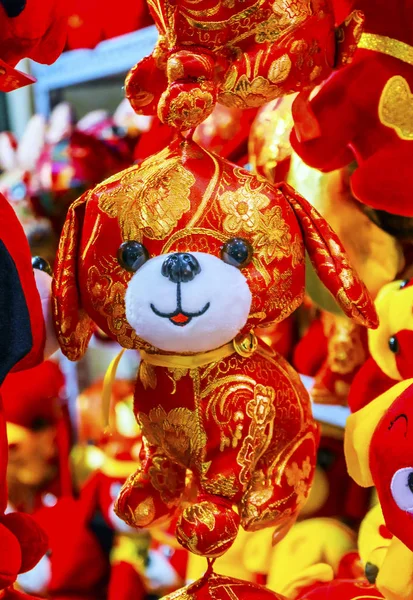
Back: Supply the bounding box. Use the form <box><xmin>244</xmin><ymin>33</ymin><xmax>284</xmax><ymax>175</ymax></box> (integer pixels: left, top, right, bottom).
<box><xmin>388</xmin><ymin>336</ymin><xmax>400</xmax><ymax>354</ymax></box>
<box><xmin>117</xmin><ymin>241</ymin><xmax>149</xmax><ymax>273</ymax></box>
<box><xmin>221</xmin><ymin>237</ymin><xmax>253</xmax><ymax>269</ymax></box>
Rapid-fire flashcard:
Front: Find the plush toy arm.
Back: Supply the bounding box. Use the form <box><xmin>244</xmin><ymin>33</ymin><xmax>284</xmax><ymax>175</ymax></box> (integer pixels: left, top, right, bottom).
<box><xmin>290</xmin><ymin>62</ymin><xmax>360</xmax><ymax>170</ymax></box>
<box><xmin>348</xmin><ymin>357</ymin><xmax>397</xmax><ymax>412</ymax></box>
<box><xmin>125</xmin><ymin>53</ymin><xmax>168</xmax><ymax>117</ymax></box>
<box><xmin>281</xmin><ymin>183</ymin><xmax>378</xmax><ymax>329</ymax></box>
<box><xmin>115</xmin><ymin>449</ymin><xmax>186</xmax><ymax>530</ymax></box>
<box><xmin>293</xmin><ymin>319</ymin><xmax>328</xmax><ymax>376</ymax></box>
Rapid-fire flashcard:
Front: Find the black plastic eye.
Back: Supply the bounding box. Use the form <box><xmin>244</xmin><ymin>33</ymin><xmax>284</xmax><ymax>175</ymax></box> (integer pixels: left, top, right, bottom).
<box><xmin>32</xmin><ymin>256</ymin><xmax>52</xmax><ymax>276</ymax></box>
<box><xmin>317</xmin><ymin>448</ymin><xmax>336</xmax><ymax>471</ymax></box>
<box><xmin>117</xmin><ymin>241</ymin><xmax>149</xmax><ymax>272</ymax></box>
<box><xmin>389</xmin><ymin>336</ymin><xmax>400</xmax><ymax>354</ymax></box>
<box><xmin>400</xmin><ymin>280</ymin><xmax>410</xmax><ymax>289</ymax></box>
<box><xmin>221</xmin><ymin>237</ymin><xmax>253</xmax><ymax>269</ymax></box>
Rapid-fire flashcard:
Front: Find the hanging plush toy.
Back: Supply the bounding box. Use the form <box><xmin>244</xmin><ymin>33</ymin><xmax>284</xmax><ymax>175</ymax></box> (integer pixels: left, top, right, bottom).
<box><xmin>125</xmin><ymin>0</ymin><xmax>363</xmax><ymax>130</ymax></box>
<box><xmin>290</xmin><ymin>0</ymin><xmax>413</xmax><ymax>219</ymax></box>
<box><xmin>345</xmin><ymin>379</ymin><xmax>413</xmax><ymax>600</ymax></box>
<box><xmin>52</xmin><ymin>127</ymin><xmax>377</xmax><ymax>569</ymax></box>
<box><xmin>349</xmin><ymin>278</ymin><xmax>413</xmax><ymax>412</ymax></box>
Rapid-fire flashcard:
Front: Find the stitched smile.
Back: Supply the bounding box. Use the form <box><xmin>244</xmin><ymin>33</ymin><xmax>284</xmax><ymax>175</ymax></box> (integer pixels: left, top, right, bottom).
<box><xmin>150</xmin><ymin>282</ymin><xmax>210</xmax><ymax>327</ymax></box>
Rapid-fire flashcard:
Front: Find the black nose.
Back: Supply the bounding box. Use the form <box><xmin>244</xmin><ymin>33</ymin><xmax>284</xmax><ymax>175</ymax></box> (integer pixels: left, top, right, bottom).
<box><xmin>161</xmin><ymin>253</ymin><xmax>201</xmax><ymax>284</ymax></box>
<box><xmin>0</xmin><ymin>0</ymin><xmax>27</xmax><ymax>17</ymax></box>
<box><xmin>365</xmin><ymin>562</ymin><xmax>379</xmax><ymax>584</ymax></box>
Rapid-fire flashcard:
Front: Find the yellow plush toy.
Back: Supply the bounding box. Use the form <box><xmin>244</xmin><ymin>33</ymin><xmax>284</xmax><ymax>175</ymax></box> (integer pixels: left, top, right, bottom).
<box><xmin>349</xmin><ymin>279</ymin><xmax>413</xmax><ymax>412</ymax></box>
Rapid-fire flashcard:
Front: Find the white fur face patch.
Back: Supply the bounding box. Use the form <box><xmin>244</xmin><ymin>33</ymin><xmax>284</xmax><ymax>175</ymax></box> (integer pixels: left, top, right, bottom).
<box><xmin>125</xmin><ymin>252</ymin><xmax>252</xmax><ymax>353</ymax></box>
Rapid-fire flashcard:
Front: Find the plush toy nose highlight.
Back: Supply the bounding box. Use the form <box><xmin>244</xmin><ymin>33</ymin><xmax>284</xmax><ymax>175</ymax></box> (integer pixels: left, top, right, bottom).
<box><xmin>161</xmin><ymin>253</ymin><xmax>201</xmax><ymax>284</ymax></box>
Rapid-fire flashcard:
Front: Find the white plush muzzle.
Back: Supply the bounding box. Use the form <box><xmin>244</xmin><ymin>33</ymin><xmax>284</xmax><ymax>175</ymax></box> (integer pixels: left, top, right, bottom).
<box><xmin>125</xmin><ymin>252</ymin><xmax>252</xmax><ymax>353</ymax></box>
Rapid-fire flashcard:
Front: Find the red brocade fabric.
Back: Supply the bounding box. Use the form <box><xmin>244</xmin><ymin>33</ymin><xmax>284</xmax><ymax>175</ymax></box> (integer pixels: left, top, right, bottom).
<box><xmin>163</xmin><ymin>572</ymin><xmax>287</xmax><ymax>600</ymax></box>
<box><xmin>296</xmin><ymin>579</ymin><xmax>384</xmax><ymax>599</ymax></box>
<box><xmin>52</xmin><ymin>137</ymin><xmax>376</xmax><ymax>558</ymax></box>
<box><xmin>125</xmin><ymin>0</ymin><xmax>363</xmax><ymax>130</ymax></box>
<box><xmin>52</xmin><ymin>137</ymin><xmax>376</xmax><ymax>364</ymax></box>
<box><xmin>291</xmin><ymin>0</ymin><xmax>413</xmax><ymax>216</ymax></box>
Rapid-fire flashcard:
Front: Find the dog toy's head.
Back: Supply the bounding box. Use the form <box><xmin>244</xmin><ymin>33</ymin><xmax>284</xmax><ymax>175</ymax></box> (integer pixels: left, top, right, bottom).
<box><xmin>53</xmin><ymin>137</ymin><xmax>377</xmax><ymax>360</ymax></box>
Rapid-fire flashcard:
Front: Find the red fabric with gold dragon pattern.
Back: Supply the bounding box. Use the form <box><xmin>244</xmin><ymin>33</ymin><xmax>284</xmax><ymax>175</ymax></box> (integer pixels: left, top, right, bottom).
<box><xmin>125</xmin><ymin>0</ymin><xmax>364</xmax><ymax>130</ymax></box>
<box><xmin>52</xmin><ymin>136</ymin><xmax>377</xmax><ymax>559</ymax></box>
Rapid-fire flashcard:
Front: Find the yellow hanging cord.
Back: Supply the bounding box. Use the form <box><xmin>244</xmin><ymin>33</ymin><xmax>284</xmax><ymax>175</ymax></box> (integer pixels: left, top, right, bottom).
<box><xmin>102</xmin><ymin>349</ymin><xmax>126</xmax><ymax>431</ymax></box>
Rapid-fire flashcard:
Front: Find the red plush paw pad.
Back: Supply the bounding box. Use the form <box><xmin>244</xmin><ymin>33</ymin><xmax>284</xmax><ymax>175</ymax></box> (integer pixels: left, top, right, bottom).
<box><xmin>176</xmin><ymin>499</ymin><xmax>240</xmax><ymax>558</ymax></box>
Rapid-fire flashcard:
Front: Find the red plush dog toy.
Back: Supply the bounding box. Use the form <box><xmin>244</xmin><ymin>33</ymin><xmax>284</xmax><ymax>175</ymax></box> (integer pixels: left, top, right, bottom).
<box><xmin>52</xmin><ymin>131</ymin><xmax>377</xmax><ymax>565</ymax></box>
<box><xmin>125</xmin><ymin>0</ymin><xmax>363</xmax><ymax>130</ymax></box>
<box><xmin>291</xmin><ymin>0</ymin><xmax>413</xmax><ymax>217</ymax></box>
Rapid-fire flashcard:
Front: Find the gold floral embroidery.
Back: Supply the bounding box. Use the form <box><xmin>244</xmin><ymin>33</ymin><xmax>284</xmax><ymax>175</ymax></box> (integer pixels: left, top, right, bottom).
<box><xmin>139</xmin><ymin>361</ymin><xmax>157</xmax><ymax>390</ymax></box>
<box><xmin>87</xmin><ymin>258</ymin><xmax>138</xmax><ymax>349</ymax></box>
<box><xmin>98</xmin><ymin>148</ymin><xmax>195</xmax><ymax>240</ymax></box>
<box><xmin>149</xmin><ymin>455</ymin><xmax>185</xmax><ymax>507</ymax></box>
<box><xmin>285</xmin><ymin>456</ymin><xmax>312</xmax><ymax>506</ymax></box>
<box><xmin>237</xmin><ymin>384</ymin><xmax>276</xmax><ymax>485</ymax></box>
<box><xmin>219</xmin><ymin>183</ymin><xmax>269</xmax><ymax>233</ymax></box>
<box><xmin>268</xmin><ymin>54</ymin><xmax>292</xmax><ymax>84</ymax></box>
<box><xmin>219</xmin><ymin>74</ymin><xmax>284</xmax><ymax>108</ymax></box>
<box><xmin>163</xmin><ymin>87</ymin><xmax>215</xmax><ymax>130</ymax></box>
<box><xmin>202</xmin><ymin>473</ymin><xmax>239</xmax><ymax>499</ymax></box>
<box><xmin>253</xmin><ymin>206</ymin><xmax>293</xmax><ymax>264</ymax></box>
<box><xmin>131</xmin><ymin>496</ymin><xmax>156</xmax><ymax>527</ymax></box>
<box><xmin>138</xmin><ymin>406</ymin><xmax>207</xmax><ymax>467</ymax></box>
<box><xmin>246</xmin><ymin>469</ymin><xmax>275</xmax><ymax>506</ymax></box>
<box><xmin>379</xmin><ymin>76</ymin><xmax>413</xmax><ymax>140</ymax></box>
<box><xmin>182</xmin><ymin>501</ymin><xmax>217</xmax><ymax>531</ymax></box>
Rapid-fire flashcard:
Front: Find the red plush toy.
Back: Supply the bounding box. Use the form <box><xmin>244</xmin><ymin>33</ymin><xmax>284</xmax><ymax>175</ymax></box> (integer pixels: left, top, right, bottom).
<box><xmin>290</xmin><ymin>0</ymin><xmax>413</xmax><ymax>217</ymax></box>
<box><xmin>296</xmin><ymin>579</ymin><xmax>384</xmax><ymax>600</ymax></box>
<box><xmin>0</xmin><ymin>198</ymin><xmax>54</xmax><ymax>597</ymax></box>
<box><xmin>125</xmin><ymin>0</ymin><xmax>363</xmax><ymax>130</ymax></box>
<box><xmin>346</xmin><ymin>380</ymin><xmax>413</xmax><ymax>555</ymax></box>
<box><xmin>52</xmin><ymin>131</ymin><xmax>376</xmax><ymax>565</ymax></box>
<box><xmin>30</xmin><ymin>497</ymin><xmax>109</xmax><ymax>600</ymax></box>
<box><xmin>294</xmin><ymin>312</ymin><xmax>368</xmax><ymax>406</ymax></box>
<box><xmin>2</xmin><ymin>360</ymin><xmax>72</xmax><ymax>514</ymax></box>
<box><xmin>66</xmin><ymin>0</ymin><xmax>152</xmax><ymax>50</ymax></box>
<box><xmin>0</xmin><ymin>0</ymin><xmax>68</xmax><ymax>92</ymax></box>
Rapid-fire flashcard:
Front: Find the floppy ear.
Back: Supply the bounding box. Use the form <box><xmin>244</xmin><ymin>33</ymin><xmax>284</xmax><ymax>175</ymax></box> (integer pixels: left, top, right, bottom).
<box><xmin>52</xmin><ymin>195</ymin><xmax>94</xmax><ymax>362</ymax></box>
<box><xmin>280</xmin><ymin>182</ymin><xmax>378</xmax><ymax>329</ymax></box>
<box><xmin>344</xmin><ymin>379</ymin><xmax>413</xmax><ymax>487</ymax></box>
